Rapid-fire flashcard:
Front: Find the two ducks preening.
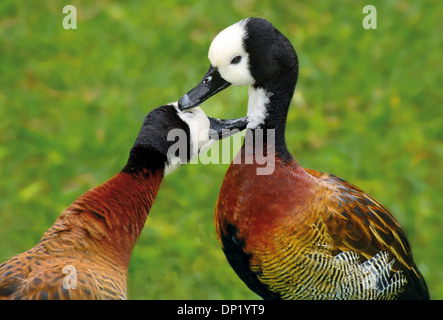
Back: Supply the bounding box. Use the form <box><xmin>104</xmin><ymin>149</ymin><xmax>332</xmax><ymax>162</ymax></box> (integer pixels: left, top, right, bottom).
<box><xmin>0</xmin><ymin>18</ymin><xmax>428</xmax><ymax>300</ymax></box>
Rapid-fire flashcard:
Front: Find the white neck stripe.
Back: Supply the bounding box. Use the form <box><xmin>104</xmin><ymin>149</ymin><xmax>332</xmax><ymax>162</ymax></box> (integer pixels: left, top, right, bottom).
<box><xmin>247</xmin><ymin>87</ymin><xmax>270</xmax><ymax>129</ymax></box>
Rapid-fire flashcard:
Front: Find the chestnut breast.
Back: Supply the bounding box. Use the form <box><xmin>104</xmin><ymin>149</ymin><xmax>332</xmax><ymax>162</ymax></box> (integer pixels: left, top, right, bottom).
<box><xmin>215</xmin><ymin>147</ymin><xmax>317</xmax><ymax>254</ymax></box>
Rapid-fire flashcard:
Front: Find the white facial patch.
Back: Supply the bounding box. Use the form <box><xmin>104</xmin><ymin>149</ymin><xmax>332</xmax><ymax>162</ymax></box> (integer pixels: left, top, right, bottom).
<box><xmin>208</xmin><ymin>19</ymin><xmax>255</xmax><ymax>87</ymax></box>
<box><xmin>247</xmin><ymin>87</ymin><xmax>271</xmax><ymax>129</ymax></box>
<box><xmin>176</xmin><ymin>105</ymin><xmax>211</xmax><ymax>153</ymax></box>
<box><xmin>164</xmin><ymin>103</ymin><xmax>213</xmax><ymax>175</ymax></box>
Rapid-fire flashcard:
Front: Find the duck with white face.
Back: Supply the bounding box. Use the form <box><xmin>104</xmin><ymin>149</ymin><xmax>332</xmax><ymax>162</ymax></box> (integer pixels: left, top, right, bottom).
<box><xmin>0</xmin><ymin>101</ymin><xmax>248</xmax><ymax>300</ymax></box>
<box><xmin>177</xmin><ymin>18</ymin><xmax>429</xmax><ymax>300</ymax></box>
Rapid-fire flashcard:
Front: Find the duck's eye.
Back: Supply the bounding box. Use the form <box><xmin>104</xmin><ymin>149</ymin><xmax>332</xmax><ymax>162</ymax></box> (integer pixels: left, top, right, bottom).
<box><xmin>230</xmin><ymin>56</ymin><xmax>242</xmax><ymax>64</ymax></box>
<box><xmin>202</xmin><ymin>76</ymin><xmax>212</xmax><ymax>84</ymax></box>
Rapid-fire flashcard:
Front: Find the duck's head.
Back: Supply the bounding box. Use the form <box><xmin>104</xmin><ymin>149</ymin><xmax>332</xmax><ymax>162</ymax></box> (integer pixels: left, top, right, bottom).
<box><xmin>124</xmin><ymin>103</ymin><xmax>247</xmax><ymax>175</ymax></box>
<box><xmin>178</xmin><ymin>18</ymin><xmax>298</xmax><ymax>128</ymax></box>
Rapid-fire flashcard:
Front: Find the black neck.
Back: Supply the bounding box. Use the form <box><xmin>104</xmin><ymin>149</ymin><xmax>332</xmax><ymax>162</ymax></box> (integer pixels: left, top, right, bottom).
<box><xmin>121</xmin><ymin>105</ymin><xmax>190</xmax><ymax>175</ymax></box>
<box><xmin>122</xmin><ymin>145</ymin><xmax>167</xmax><ymax>175</ymax></box>
<box><xmin>255</xmin><ymin>73</ymin><xmax>297</xmax><ymax>162</ymax></box>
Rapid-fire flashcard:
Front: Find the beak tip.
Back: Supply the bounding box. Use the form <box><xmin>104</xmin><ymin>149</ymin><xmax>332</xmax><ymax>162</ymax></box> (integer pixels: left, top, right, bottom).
<box><xmin>177</xmin><ymin>94</ymin><xmax>189</xmax><ymax>110</ymax></box>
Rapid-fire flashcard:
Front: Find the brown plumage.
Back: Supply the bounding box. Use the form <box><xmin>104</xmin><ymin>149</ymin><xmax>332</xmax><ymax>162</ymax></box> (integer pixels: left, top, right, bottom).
<box><xmin>0</xmin><ymin>104</ymin><xmax>247</xmax><ymax>299</ymax></box>
<box><xmin>215</xmin><ymin>143</ymin><xmax>428</xmax><ymax>299</ymax></box>
<box><xmin>0</xmin><ymin>170</ymin><xmax>161</xmax><ymax>300</ymax></box>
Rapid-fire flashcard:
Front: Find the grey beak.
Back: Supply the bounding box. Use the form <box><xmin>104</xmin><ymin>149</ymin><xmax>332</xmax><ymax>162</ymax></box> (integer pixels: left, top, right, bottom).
<box><xmin>178</xmin><ymin>65</ymin><xmax>231</xmax><ymax>110</ymax></box>
<box><xmin>208</xmin><ymin>117</ymin><xmax>247</xmax><ymax>140</ymax></box>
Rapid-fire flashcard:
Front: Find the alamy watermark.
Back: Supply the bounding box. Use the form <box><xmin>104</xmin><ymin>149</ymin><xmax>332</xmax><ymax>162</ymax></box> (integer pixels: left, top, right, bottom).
<box><xmin>63</xmin><ymin>5</ymin><xmax>377</xmax><ymax>31</ymax></box>
<box><xmin>62</xmin><ymin>5</ymin><xmax>77</xmax><ymax>30</ymax></box>
<box><xmin>362</xmin><ymin>5</ymin><xmax>377</xmax><ymax>30</ymax></box>
<box><xmin>59</xmin><ymin>3</ymin><xmax>377</xmax><ymax>176</ymax></box>
<box><xmin>167</xmin><ymin>121</ymin><xmax>276</xmax><ymax>176</ymax></box>
<box><xmin>63</xmin><ymin>265</ymin><xmax>77</xmax><ymax>289</ymax></box>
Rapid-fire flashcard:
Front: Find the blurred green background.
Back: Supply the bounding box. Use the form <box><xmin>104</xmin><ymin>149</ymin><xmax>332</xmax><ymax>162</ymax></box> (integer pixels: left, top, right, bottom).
<box><xmin>0</xmin><ymin>0</ymin><xmax>441</xmax><ymax>299</ymax></box>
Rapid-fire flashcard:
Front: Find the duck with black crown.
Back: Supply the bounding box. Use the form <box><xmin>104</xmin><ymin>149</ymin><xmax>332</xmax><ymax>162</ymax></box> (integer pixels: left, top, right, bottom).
<box><xmin>0</xmin><ymin>103</ymin><xmax>246</xmax><ymax>300</ymax></box>
<box><xmin>178</xmin><ymin>18</ymin><xmax>429</xmax><ymax>300</ymax></box>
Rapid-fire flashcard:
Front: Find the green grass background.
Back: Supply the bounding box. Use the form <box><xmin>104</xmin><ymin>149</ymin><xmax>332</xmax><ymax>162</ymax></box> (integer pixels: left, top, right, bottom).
<box><xmin>0</xmin><ymin>0</ymin><xmax>441</xmax><ymax>299</ymax></box>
